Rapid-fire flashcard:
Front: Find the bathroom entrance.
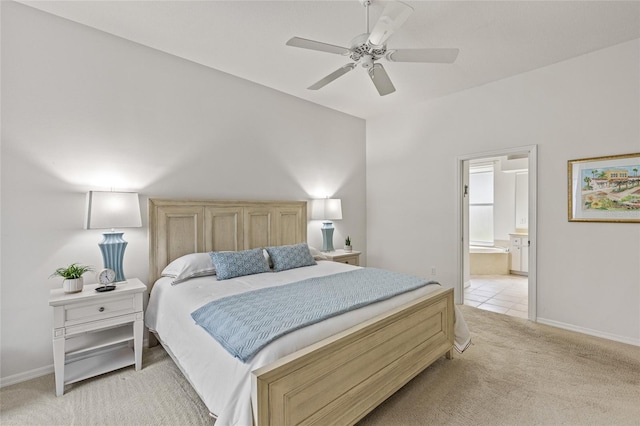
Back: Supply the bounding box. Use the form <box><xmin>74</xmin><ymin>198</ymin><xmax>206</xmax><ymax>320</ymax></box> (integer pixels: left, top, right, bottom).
<box><xmin>456</xmin><ymin>146</ymin><xmax>537</xmax><ymax>320</ymax></box>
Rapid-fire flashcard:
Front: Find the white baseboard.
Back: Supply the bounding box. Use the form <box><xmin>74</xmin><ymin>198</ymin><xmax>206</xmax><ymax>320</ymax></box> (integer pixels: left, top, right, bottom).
<box><xmin>537</xmin><ymin>317</ymin><xmax>640</xmax><ymax>347</ymax></box>
<box><xmin>0</xmin><ymin>364</ymin><xmax>53</xmax><ymax>388</ymax></box>
<box><xmin>1</xmin><ymin>337</ymin><xmax>151</xmax><ymax>389</ymax></box>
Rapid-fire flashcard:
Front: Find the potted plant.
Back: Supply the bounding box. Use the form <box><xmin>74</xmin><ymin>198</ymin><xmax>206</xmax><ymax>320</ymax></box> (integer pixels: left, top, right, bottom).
<box><xmin>344</xmin><ymin>236</ymin><xmax>352</xmax><ymax>252</ymax></box>
<box><xmin>50</xmin><ymin>263</ymin><xmax>94</xmax><ymax>293</ymax></box>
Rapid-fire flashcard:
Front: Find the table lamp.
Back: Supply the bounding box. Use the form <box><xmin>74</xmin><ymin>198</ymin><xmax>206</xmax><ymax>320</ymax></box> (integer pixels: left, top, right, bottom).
<box><xmin>311</xmin><ymin>198</ymin><xmax>342</xmax><ymax>252</ymax></box>
<box><xmin>85</xmin><ymin>191</ymin><xmax>142</xmax><ymax>282</ymax></box>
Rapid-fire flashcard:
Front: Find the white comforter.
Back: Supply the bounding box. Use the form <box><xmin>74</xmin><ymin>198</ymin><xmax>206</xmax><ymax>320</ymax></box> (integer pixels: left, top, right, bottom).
<box><xmin>145</xmin><ymin>261</ymin><xmax>469</xmax><ymax>426</ymax></box>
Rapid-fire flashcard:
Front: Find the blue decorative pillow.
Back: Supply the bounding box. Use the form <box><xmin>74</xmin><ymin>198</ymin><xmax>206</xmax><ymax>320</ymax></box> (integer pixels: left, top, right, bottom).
<box><xmin>209</xmin><ymin>248</ymin><xmax>271</xmax><ymax>280</ymax></box>
<box><xmin>265</xmin><ymin>243</ymin><xmax>317</xmax><ymax>272</ymax></box>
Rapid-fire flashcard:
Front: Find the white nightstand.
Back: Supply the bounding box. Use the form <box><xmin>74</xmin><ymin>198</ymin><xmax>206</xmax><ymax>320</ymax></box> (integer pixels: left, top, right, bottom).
<box><xmin>49</xmin><ymin>278</ymin><xmax>146</xmax><ymax>396</ymax></box>
<box><xmin>322</xmin><ymin>249</ymin><xmax>361</xmax><ymax>266</ymax></box>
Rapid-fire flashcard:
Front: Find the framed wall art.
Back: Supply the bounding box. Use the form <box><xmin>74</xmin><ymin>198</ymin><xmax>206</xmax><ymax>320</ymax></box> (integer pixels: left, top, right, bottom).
<box><xmin>568</xmin><ymin>152</ymin><xmax>640</xmax><ymax>223</ymax></box>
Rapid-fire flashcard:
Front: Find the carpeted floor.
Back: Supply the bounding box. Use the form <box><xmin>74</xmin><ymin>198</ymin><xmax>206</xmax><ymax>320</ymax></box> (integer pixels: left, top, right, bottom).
<box><xmin>1</xmin><ymin>305</ymin><xmax>639</xmax><ymax>425</ymax></box>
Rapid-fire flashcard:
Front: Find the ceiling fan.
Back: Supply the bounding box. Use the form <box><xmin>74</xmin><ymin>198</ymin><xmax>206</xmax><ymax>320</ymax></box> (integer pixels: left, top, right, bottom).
<box><xmin>286</xmin><ymin>0</ymin><xmax>459</xmax><ymax>96</ymax></box>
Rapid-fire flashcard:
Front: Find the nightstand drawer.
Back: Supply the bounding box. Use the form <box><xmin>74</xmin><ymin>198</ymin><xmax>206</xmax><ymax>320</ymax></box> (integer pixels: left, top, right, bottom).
<box><xmin>65</xmin><ymin>296</ymin><xmax>134</xmax><ymax>323</ymax></box>
<box><xmin>336</xmin><ymin>256</ymin><xmax>359</xmax><ymax>266</ymax></box>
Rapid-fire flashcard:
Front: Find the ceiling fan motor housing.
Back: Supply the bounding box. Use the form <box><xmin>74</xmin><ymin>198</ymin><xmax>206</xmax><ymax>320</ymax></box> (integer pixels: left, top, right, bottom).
<box><xmin>349</xmin><ymin>33</ymin><xmax>386</xmax><ymax>63</ymax></box>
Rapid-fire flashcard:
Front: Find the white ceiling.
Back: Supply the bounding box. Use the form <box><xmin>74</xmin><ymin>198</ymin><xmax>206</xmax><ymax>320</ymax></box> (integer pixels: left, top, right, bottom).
<box><xmin>20</xmin><ymin>1</ymin><xmax>640</xmax><ymax>119</ymax></box>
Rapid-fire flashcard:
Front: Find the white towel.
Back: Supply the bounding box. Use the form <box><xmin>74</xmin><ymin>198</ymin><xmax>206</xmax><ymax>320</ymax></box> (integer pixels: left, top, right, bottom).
<box><xmin>454</xmin><ymin>305</ymin><xmax>472</xmax><ymax>353</ymax></box>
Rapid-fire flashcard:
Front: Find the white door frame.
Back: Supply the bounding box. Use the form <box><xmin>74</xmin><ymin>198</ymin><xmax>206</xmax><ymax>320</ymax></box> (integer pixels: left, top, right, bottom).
<box><xmin>455</xmin><ymin>145</ymin><xmax>538</xmax><ymax>321</ymax></box>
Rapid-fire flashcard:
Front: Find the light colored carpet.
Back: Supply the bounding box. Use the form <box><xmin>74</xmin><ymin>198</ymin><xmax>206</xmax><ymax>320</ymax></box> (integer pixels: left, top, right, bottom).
<box><xmin>360</xmin><ymin>306</ymin><xmax>640</xmax><ymax>425</ymax></box>
<box><xmin>1</xmin><ymin>306</ymin><xmax>639</xmax><ymax>425</ymax></box>
<box><xmin>0</xmin><ymin>343</ymin><xmax>212</xmax><ymax>426</ymax></box>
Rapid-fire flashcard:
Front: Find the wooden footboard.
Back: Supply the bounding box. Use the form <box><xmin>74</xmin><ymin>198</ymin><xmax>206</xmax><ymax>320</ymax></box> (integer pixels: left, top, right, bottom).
<box><xmin>252</xmin><ymin>287</ymin><xmax>454</xmax><ymax>426</ymax></box>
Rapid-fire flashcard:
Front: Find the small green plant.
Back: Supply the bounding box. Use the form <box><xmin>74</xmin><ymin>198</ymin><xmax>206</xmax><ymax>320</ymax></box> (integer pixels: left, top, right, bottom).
<box><xmin>50</xmin><ymin>263</ymin><xmax>94</xmax><ymax>280</ymax></box>
<box><xmin>345</xmin><ymin>236</ymin><xmax>351</xmax><ymax>246</ymax></box>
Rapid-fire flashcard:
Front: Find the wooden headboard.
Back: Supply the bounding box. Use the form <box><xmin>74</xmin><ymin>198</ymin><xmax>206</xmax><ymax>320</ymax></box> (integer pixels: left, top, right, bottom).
<box><xmin>148</xmin><ymin>199</ymin><xmax>307</xmax><ymax>286</ymax></box>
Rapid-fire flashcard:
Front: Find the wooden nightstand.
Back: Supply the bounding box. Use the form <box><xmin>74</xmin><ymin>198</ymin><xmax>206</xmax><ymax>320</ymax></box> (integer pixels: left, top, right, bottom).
<box><xmin>322</xmin><ymin>249</ymin><xmax>361</xmax><ymax>266</ymax></box>
<box><xmin>49</xmin><ymin>278</ymin><xmax>146</xmax><ymax>396</ymax></box>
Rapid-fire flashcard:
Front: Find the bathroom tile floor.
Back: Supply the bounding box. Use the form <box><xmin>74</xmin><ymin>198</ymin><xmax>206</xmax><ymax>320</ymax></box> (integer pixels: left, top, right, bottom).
<box><xmin>464</xmin><ymin>274</ymin><xmax>529</xmax><ymax>319</ymax></box>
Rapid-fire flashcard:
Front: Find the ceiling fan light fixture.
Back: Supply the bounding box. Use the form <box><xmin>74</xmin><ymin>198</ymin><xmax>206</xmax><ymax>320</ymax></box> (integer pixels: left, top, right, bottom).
<box><xmin>367</xmin><ymin>1</ymin><xmax>414</xmax><ymax>46</ymax></box>
<box><xmin>361</xmin><ymin>55</ymin><xmax>374</xmax><ymax>69</ymax></box>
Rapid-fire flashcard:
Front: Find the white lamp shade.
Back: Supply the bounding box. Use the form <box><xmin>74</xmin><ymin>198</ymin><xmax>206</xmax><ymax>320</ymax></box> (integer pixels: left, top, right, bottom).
<box><xmin>85</xmin><ymin>191</ymin><xmax>142</xmax><ymax>229</ymax></box>
<box><xmin>311</xmin><ymin>198</ymin><xmax>342</xmax><ymax>221</ymax></box>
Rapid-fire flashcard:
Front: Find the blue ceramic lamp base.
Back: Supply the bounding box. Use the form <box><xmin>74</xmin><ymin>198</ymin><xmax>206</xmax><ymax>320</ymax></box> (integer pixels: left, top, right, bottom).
<box><xmin>321</xmin><ymin>221</ymin><xmax>335</xmax><ymax>252</ymax></box>
<box><xmin>98</xmin><ymin>231</ymin><xmax>128</xmax><ymax>282</ymax></box>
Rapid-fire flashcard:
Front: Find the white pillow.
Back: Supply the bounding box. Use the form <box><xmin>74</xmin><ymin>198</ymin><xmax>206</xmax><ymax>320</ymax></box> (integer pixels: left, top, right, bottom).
<box><xmin>263</xmin><ymin>248</ymin><xmax>273</xmax><ymax>268</ymax></box>
<box><xmin>308</xmin><ymin>246</ymin><xmax>328</xmax><ymax>260</ymax></box>
<box><xmin>161</xmin><ymin>253</ymin><xmax>216</xmax><ymax>284</ymax></box>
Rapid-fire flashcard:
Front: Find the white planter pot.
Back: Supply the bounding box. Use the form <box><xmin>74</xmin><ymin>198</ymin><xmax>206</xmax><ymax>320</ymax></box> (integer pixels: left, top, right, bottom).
<box><xmin>63</xmin><ymin>277</ymin><xmax>84</xmax><ymax>293</ymax></box>
<box><xmin>344</xmin><ymin>245</ymin><xmax>352</xmax><ymax>252</ymax></box>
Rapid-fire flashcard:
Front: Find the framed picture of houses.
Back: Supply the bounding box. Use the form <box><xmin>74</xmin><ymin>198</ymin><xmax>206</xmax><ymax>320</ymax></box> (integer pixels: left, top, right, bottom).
<box><xmin>568</xmin><ymin>152</ymin><xmax>640</xmax><ymax>223</ymax></box>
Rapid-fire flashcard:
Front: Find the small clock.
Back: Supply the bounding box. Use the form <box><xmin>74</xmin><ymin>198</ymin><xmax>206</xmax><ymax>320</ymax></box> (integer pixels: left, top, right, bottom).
<box><xmin>95</xmin><ymin>268</ymin><xmax>117</xmax><ymax>292</ymax></box>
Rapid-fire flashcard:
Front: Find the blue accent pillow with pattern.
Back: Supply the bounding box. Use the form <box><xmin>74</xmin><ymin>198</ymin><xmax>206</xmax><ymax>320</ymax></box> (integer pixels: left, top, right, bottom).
<box><xmin>210</xmin><ymin>248</ymin><xmax>271</xmax><ymax>280</ymax></box>
<box><xmin>265</xmin><ymin>243</ymin><xmax>317</xmax><ymax>272</ymax></box>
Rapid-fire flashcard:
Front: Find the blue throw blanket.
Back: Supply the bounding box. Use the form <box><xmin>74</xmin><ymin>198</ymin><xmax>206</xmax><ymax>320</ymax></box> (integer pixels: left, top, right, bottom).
<box><xmin>191</xmin><ymin>268</ymin><xmax>437</xmax><ymax>363</ymax></box>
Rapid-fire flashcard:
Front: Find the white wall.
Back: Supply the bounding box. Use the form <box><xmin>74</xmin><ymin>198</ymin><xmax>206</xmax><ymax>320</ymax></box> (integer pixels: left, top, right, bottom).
<box><xmin>0</xmin><ymin>2</ymin><xmax>366</xmax><ymax>383</ymax></box>
<box><xmin>367</xmin><ymin>39</ymin><xmax>640</xmax><ymax>345</ymax></box>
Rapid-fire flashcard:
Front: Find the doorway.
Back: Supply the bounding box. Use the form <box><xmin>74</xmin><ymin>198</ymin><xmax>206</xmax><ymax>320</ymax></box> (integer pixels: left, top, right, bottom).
<box><xmin>455</xmin><ymin>146</ymin><xmax>537</xmax><ymax>320</ymax></box>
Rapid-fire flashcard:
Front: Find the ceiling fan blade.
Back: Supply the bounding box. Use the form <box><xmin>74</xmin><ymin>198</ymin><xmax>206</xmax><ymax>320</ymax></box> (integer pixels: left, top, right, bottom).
<box><xmin>368</xmin><ymin>63</ymin><xmax>396</xmax><ymax>96</ymax></box>
<box><xmin>308</xmin><ymin>63</ymin><xmax>356</xmax><ymax>90</ymax></box>
<box><xmin>286</xmin><ymin>37</ymin><xmax>351</xmax><ymax>55</ymax></box>
<box><xmin>367</xmin><ymin>1</ymin><xmax>414</xmax><ymax>46</ymax></box>
<box><xmin>386</xmin><ymin>48</ymin><xmax>459</xmax><ymax>63</ymax></box>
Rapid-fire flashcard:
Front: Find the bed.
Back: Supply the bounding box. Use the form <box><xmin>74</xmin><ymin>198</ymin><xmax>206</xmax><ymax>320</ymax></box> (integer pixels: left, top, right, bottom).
<box><xmin>146</xmin><ymin>199</ymin><xmax>469</xmax><ymax>426</ymax></box>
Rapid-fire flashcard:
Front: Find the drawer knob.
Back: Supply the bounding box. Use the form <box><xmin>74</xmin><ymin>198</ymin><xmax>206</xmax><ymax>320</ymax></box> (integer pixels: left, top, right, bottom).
<box><xmin>99</xmin><ymin>307</ymin><xmax>105</xmax><ymax>312</ymax></box>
